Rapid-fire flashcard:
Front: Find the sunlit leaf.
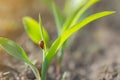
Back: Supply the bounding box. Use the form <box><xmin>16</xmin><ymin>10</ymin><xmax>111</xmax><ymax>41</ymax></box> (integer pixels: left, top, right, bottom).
<box><xmin>62</xmin><ymin>0</ymin><xmax>99</xmax><ymax>32</ymax></box>
<box><xmin>64</xmin><ymin>0</ymin><xmax>88</xmax><ymax>15</ymax></box>
<box><xmin>39</xmin><ymin>15</ymin><xmax>47</xmax><ymax>51</ymax></box>
<box><xmin>46</xmin><ymin>11</ymin><xmax>115</xmax><ymax>65</ymax></box>
<box><xmin>23</xmin><ymin>17</ymin><xmax>50</xmax><ymax>46</ymax></box>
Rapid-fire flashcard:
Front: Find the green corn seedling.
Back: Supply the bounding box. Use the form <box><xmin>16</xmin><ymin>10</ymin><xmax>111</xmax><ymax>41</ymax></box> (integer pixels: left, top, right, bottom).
<box><xmin>0</xmin><ymin>0</ymin><xmax>115</xmax><ymax>80</ymax></box>
<box><xmin>41</xmin><ymin>0</ymin><xmax>114</xmax><ymax>73</ymax></box>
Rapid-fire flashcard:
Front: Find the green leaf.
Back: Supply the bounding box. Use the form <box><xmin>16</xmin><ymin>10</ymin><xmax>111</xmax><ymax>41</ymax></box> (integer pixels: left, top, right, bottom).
<box><xmin>0</xmin><ymin>37</ymin><xmax>30</xmax><ymax>63</ymax></box>
<box><xmin>39</xmin><ymin>15</ymin><xmax>44</xmax><ymax>40</ymax></box>
<box><xmin>52</xmin><ymin>2</ymin><xmax>65</xmax><ymax>35</ymax></box>
<box><xmin>46</xmin><ymin>11</ymin><xmax>115</xmax><ymax>65</ymax></box>
<box><xmin>39</xmin><ymin>15</ymin><xmax>47</xmax><ymax>51</ymax></box>
<box><xmin>0</xmin><ymin>37</ymin><xmax>41</xmax><ymax>80</ymax></box>
<box><xmin>62</xmin><ymin>0</ymin><xmax>99</xmax><ymax>32</ymax></box>
<box><xmin>23</xmin><ymin>17</ymin><xmax>50</xmax><ymax>46</ymax></box>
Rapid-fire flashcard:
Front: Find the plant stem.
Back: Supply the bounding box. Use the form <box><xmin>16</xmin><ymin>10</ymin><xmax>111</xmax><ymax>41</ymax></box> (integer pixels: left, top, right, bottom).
<box><xmin>41</xmin><ymin>49</ymin><xmax>47</xmax><ymax>80</ymax></box>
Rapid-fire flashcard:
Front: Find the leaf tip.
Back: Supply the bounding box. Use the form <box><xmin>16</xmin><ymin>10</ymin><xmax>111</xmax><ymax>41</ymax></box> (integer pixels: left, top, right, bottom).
<box><xmin>107</xmin><ymin>11</ymin><xmax>116</xmax><ymax>14</ymax></box>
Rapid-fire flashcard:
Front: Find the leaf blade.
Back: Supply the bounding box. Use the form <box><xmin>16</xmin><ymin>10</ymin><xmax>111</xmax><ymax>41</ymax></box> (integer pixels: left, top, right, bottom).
<box><xmin>0</xmin><ymin>37</ymin><xmax>30</xmax><ymax>63</ymax></box>
<box><xmin>23</xmin><ymin>17</ymin><xmax>50</xmax><ymax>46</ymax></box>
<box><xmin>62</xmin><ymin>0</ymin><xmax>99</xmax><ymax>32</ymax></box>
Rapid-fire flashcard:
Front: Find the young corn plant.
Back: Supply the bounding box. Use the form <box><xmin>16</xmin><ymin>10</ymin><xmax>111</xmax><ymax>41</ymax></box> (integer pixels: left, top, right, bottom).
<box><xmin>0</xmin><ymin>0</ymin><xmax>115</xmax><ymax>80</ymax></box>
<box><xmin>41</xmin><ymin>0</ymin><xmax>114</xmax><ymax>74</ymax></box>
